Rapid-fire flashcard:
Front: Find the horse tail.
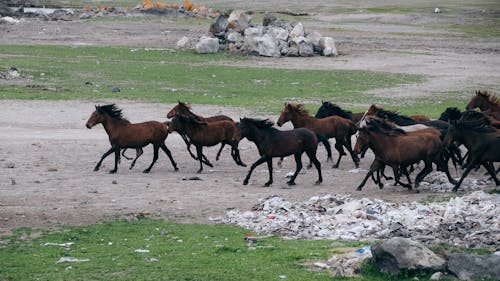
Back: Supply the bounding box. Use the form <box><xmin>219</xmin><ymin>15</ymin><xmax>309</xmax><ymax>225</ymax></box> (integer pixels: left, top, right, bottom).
<box><xmin>316</xmin><ymin>133</ymin><xmax>332</xmax><ymax>160</ymax></box>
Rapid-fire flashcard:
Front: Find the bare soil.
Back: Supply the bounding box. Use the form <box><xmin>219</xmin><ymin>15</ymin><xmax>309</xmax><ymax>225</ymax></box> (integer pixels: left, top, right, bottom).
<box><xmin>0</xmin><ymin>1</ymin><xmax>499</xmax><ymax>235</ymax></box>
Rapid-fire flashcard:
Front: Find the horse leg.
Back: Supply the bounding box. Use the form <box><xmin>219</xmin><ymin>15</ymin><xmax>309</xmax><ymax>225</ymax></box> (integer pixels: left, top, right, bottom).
<box><xmin>287</xmin><ymin>153</ymin><xmax>303</xmax><ymax>186</ymax></box>
<box><xmin>305</xmin><ymin>150</ymin><xmax>322</xmax><ymax>185</ymax></box>
<box><xmin>181</xmin><ymin>133</ymin><xmax>198</xmax><ymax>160</ymax></box>
<box><xmin>332</xmin><ymin>141</ymin><xmax>344</xmax><ymax>168</ymax></box>
<box><xmin>215</xmin><ymin>143</ymin><xmax>225</xmax><ymax>161</ymax></box>
<box><xmin>414</xmin><ymin>159</ymin><xmax>433</xmax><ymax>189</ymax></box>
<box><xmin>94</xmin><ymin>147</ymin><xmax>116</xmax><ymax>171</ymax></box>
<box><xmin>243</xmin><ymin>156</ymin><xmax>268</xmax><ymax>186</ymax></box>
<box><xmin>317</xmin><ymin>134</ymin><xmax>332</xmax><ymax>163</ymax></box>
<box><xmin>393</xmin><ymin>166</ymin><xmax>412</xmax><ymax>189</ymax></box>
<box><xmin>453</xmin><ymin>158</ymin><xmax>478</xmax><ymax>192</ymax></box>
<box><xmin>196</xmin><ymin>145</ymin><xmax>210</xmax><ymax>173</ymax></box>
<box><xmin>160</xmin><ymin>144</ymin><xmax>178</xmax><ymax>171</ymax></box>
<box><xmin>110</xmin><ymin>147</ymin><xmax>120</xmax><ymax>174</ymax></box>
<box><xmin>357</xmin><ymin>169</ymin><xmax>374</xmax><ymax>191</ymax></box>
<box><xmin>143</xmin><ymin>145</ymin><xmax>159</xmax><ymax>173</ymax></box>
<box><xmin>121</xmin><ymin>148</ymin><xmax>133</xmax><ymax>161</ymax></box>
<box><xmin>229</xmin><ymin>142</ymin><xmax>246</xmax><ymax>167</ymax></box>
<box><xmin>129</xmin><ymin>148</ymin><xmax>143</xmax><ymax>170</ymax></box>
<box><xmin>483</xmin><ymin>162</ymin><xmax>500</xmax><ymax>186</ymax></box>
<box><xmin>264</xmin><ymin>158</ymin><xmax>274</xmax><ymax>187</ymax></box>
<box><xmin>344</xmin><ymin>136</ymin><xmax>360</xmax><ymax>168</ymax></box>
<box><xmin>277</xmin><ymin>157</ymin><xmax>284</xmax><ymax>168</ymax></box>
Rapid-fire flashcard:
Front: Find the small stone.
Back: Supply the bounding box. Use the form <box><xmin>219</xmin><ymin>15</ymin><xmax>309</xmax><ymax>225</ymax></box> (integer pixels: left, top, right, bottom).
<box><xmin>430</xmin><ymin>272</ymin><xmax>443</xmax><ymax>280</ymax></box>
<box><xmin>112</xmin><ymin>180</ymin><xmax>117</xmax><ymax>184</ymax></box>
<box><xmin>10</xmin><ymin>178</ymin><xmax>15</xmax><ymax>185</ymax></box>
<box><xmin>111</xmin><ymin>87</ymin><xmax>120</xmax><ymax>93</ymax></box>
<box><xmin>6</xmin><ymin>163</ymin><xmax>15</xmax><ymax>168</ymax></box>
<box><xmin>47</xmin><ymin>168</ymin><xmax>58</xmax><ymax>172</ymax></box>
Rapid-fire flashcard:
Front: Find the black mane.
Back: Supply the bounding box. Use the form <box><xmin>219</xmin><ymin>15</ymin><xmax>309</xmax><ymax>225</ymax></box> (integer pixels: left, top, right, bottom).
<box><xmin>439</xmin><ymin>107</ymin><xmax>462</xmax><ymax>122</ymax></box>
<box><xmin>374</xmin><ymin>108</ymin><xmax>417</xmax><ymax>126</ymax></box>
<box><xmin>96</xmin><ymin>104</ymin><xmax>128</xmax><ymax>121</ymax></box>
<box><xmin>315</xmin><ymin>101</ymin><xmax>353</xmax><ymax>119</ymax></box>
<box><xmin>457</xmin><ymin>110</ymin><xmax>496</xmax><ymax>133</ymax></box>
<box><xmin>241</xmin><ymin>117</ymin><xmax>274</xmax><ymax>129</ymax></box>
<box><xmin>365</xmin><ymin>117</ymin><xmax>406</xmax><ymax>136</ymax></box>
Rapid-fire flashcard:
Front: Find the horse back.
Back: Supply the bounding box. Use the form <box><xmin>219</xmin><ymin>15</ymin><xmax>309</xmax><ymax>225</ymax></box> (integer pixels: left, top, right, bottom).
<box><xmin>262</xmin><ymin>127</ymin><xmax>318</xmax><ymax>157</ymax></box>
<box><xmin>314</xmin><ymin>116</ymin><xmax>356</xmax><ymax>138</ymax></box>
<box><xmin>204</xmin><ymin>115</ymin><xmax>234</xmax><ymax>123</ymax></box>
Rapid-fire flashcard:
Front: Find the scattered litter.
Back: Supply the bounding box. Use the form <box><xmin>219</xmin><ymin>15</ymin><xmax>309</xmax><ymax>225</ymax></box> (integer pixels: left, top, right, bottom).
<box><xmin>145</xmin><ymin>257</ymin><xmax>159</xmax><ymax>262</ymax></box>
<box><xmin>278</xmin><ymin>275</ymin><xmax>287</xmax><ymax>279</ymax></box>
<box><xmin>0</xmin><ymin>17</ymin><xmax>21</xmax><ymax>24</ymax></box>
<box><xmin>134</xmin><ymin>249</ymin><xmax>150</xmax><ymax>253</ymax></box>
<box><xmin>55</xmin><ymin>257</ymin><xmax>89</xmax><ymax>264</ymax></box>
<box><xmin>43</xmin><ymin>242</ymin><xmax>74</xmax><ymax>249</ymax></box>
<box><xmin>224</xmin><ymin>191</ymin><xmax>499</xmax><ymax>247</ymax></box>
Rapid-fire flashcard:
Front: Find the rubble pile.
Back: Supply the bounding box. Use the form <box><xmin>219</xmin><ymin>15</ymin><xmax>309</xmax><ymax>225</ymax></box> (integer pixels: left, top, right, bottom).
<box><xmin>223</xmin><ymin>191</ymin><xmax>499</xmax><ymax>247</ymax></box>
<box><xmin>185</xmin><ymin>10</ymin><xmax>338</xmax><ymax>57</ymax></box>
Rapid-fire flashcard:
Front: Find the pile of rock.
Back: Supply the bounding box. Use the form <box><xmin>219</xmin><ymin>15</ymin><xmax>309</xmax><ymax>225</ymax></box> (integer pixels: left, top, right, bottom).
<box><xmin>186</xmin><ymin>10</ymin><xmax>338</xmax><ymax>57</ymax></box>
<box><xmin>223</xmin><ymin>190</ymin><xmax>499</xmax><ymax>247</ymax></box>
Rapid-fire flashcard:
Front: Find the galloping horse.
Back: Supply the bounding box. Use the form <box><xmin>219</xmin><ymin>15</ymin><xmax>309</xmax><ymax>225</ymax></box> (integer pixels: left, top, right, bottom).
<box><xmin>233</xmin><ymin>118</ymin><xmax>322</xmax><ymax>186</ymax></box>
<box><xmin>444</xmin><ymin>110</ymin><xmax>500</xmax><ymax>191</ymax></box>
<box><xmin>167</xmin><ymin>101</ymin><xmax>233</xmax><ymax>161</ymax></box>
<box><xmin>314</xmin><ymin>101</ymin><xmax>364</xmax><ymax>123</ymax></box>
<box><xmin>466</xmin><ymin>90</ymin><xmax>500</xmax><ymax>120</ymax></box>
<box><xmin>86</xmin><ymin>104</ymin><xmax>178</xmax><ymax>173</ymax></box>
<box><xmin>168</xmin><ymin>114</ymin><xmax>245</xmax><ymax>173</ymax></box>
<box><xmin>277</xmin><ymin>103</ymin><xmax>359</xmax><ymax>168</ymax></box>
<box><xmin>354</xmin><ymin>117</ymin><xmax>455</xmax><ymax>191</ymax></box>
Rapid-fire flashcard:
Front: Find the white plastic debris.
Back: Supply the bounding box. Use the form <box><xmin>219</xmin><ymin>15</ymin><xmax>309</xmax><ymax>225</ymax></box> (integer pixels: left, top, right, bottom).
<box><xmin>134</xmin><ymin>249</ymin><xmax>150</xmax><ymax>253</ymax></box>
<box><xmin>43</xmin><ymin>242</ymin><xmax>74</xmax><ymax>248</ymax></box>
<box><xmin>55</xmin><ymin>257</ymin><xmax>89</xmax><ymax>264</ymax></box>
<box><xmin>223</xmin><ymin>191</ymin><xmax>499</xmax><ymax>247</ymax></box>
<box><xmin>434</xmin><ymin>8</ymin><xmax>441</xmax><ymax>13</ymax></box>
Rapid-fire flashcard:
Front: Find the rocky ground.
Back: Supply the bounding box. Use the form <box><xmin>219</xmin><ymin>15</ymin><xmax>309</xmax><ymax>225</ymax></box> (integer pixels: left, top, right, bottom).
<box><xmin>0</xmin><ymin>0</ymin><xmax>499</xmax><ymax>237</ymax></box>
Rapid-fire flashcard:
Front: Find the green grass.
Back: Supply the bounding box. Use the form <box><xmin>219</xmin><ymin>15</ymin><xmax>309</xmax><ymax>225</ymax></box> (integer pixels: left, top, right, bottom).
<box><xmin>0</xmin><ymin>218</ymin><xmax>465</xmax><ymax>281</ymax></box>
<box><xmin>0</xmin><ymin>45</ymin><xmax>425</xmax><ymax>114</ymax></box>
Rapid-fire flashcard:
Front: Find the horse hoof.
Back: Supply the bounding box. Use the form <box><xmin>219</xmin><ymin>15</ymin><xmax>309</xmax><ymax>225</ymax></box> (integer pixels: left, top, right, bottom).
<box><xmin>452</xmin><ymin>187</ymin><xmax>458</xmax><ymax>192</ymax></box>
<box><xmin>109</xmin><ymin>170</ymin><xmax>117</xmax><ymax>174</ymax></box>
<box><xmin>174</xmin><ymin>167</ymin><xmax>179</xmax><ymax>171</ymax></box>
<box><xmin>314</xmin><ymin>180</ymin><xmax>322</xmax><ymax>185</ymax></box>
<box><xmin>264</xmin><ymin>182</ymin><xmax>272</xmax><ymax>187</ymax></box>
<box><xmin>243</xmin><ymin>181</ymin><xmax>248</xmax><ymax>186</ymax></box>
<box><xmin>287</xmin><ymin>181</ymin><xmax>296</xmax><ymax>186</ymax></box>
<box><xmin>94</xmin><ymin>167</ymin><xmax>99</xmax><ymax>172</ymax></box>
<box><xmin>356</xmin><ymin>187</ymin><xmax>362</xmax><ymax>191</ymax></box>
<box><xmin>332</xmin><ymin>165</ymin><xmax>339</xmax><ymax>169</ymax></box>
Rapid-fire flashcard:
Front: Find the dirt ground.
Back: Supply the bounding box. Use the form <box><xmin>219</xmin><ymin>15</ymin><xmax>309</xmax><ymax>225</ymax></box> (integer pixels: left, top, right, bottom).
<box><xmin>0</xmin><ymin>1</ymin><xmax>499</xmax><ymax>235</ymax></box>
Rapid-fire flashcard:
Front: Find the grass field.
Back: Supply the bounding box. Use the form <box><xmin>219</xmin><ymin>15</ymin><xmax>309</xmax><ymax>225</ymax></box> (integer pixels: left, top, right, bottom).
<box><xmin>0</xmin><ymin>44</ymin><xmax>471</xmax><ymax>117</ymax></box>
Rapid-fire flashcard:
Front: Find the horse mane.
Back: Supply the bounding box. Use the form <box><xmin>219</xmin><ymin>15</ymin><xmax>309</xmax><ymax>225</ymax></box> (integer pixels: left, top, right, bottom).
<box><xmin>476</xmin><ymin>90</ymin><xmax>500</xmax><ymax>107</ymax></box>
<box><xmin>317</xmin><ymin>101</ymin><xmax>352</xmax><ymax>119</ymax></box>
<box><xmin>96</xmin><ymin>104</ymin><xmax>128</xmax><ymax>122</ymax></box>
<box><xmin>457</xmin><ymin>110</ymin><xmax>496</xmax><ymax>133</ymax></box>
<box><xmin>365</xmin><ymin>117</ymin><xmax>406</xmax><ymax>136</ymax></box>
<box><xmin>241</xmin><ymin>117</ymin><xmax>274</xmax><ymax>129</ymax></box>
<box><xmin>439</xmin><ymin>107</ymin><xmax>462</xmax><ymax>122</ymax></box>
<box><xmin>372</xmin><ymin>105</ymin><xmax>417</xmax><ymax>126</ymax></box>
<box><xmin>177</xmin><ymin>101</ymin><xmax>192</xmax><ymax>110</ymax></box>
<box><xmin>288</xmin><ymin>103</ymin><xmax>309</xmax><ymax>116</ymax></box>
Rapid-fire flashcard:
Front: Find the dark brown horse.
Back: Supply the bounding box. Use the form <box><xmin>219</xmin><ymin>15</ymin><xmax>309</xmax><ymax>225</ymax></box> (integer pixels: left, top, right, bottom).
<box><xmin>86</xmin><ymin>104</ymin><xmax>178</xmax><ymax>173</ymax></box>
<box><xmin>466</xmin><ymin>90</ymin><xmax>500</xmax><ymax>120</ymax></box>
<box><xmin>444</xmin><ymin>110</ymin><xmax>500</xmax><ymax>191</ymax></box>
<box><xmin>354</xmin><ymin>117</ymin><xmax>456</xmax><ymax>191</ymax></box>
<box><xmin>233</xmin><ymin>117</ymin><xmax>322</xmax><ymax>186</ymax></box>
<box><xmin>167</xmin><ymin>101</ymin><xmax>233</xmax><ymax>161</ymax></box>
<box><xmin>277</xmin><ymin>103</ymin><xmax>359</xmax><ymax>168</ymax></box>
<box><xmin>168</xmin><ymin>114</ymin><xmax>245</xmax><ymax>173</ymax></box>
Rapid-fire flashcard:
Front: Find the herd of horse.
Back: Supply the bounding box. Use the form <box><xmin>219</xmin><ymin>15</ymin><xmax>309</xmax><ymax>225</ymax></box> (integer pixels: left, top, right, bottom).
<box><xmin>85</xmin><ymin>90</ymin><xmax>500</xmax><ymax>192</ymax></box>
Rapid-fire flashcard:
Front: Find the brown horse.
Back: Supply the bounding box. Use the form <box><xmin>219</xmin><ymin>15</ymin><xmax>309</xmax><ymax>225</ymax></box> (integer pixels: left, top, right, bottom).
<box><xmin>444</xmin><ymin>110</ymin><xmax>500</xmax><ymax>191</ymax></box>
<box><xmin>354</xmin><ymin>117</ymin><xmax>455</xmax><ymax>191</ymax></box>
<box><xmin>167</xmin><ymin>101</ymin><xmax>233</xmax><ymax>161</ymax></box>
<box><xmin>277</xmin><ymin>103</ymin><xmax>359</xmax><ymax>168</ymax></box>
<box><xmin>466</xmin><ymin>90</ymin><xmax>500</xmax><ymax>120</ymax></box>
<box><xmin>314</xmin><ymin>101</ymin><xmax>364</xmax><ymax>123</ymax></box>
<box><xmin>86</xmin><ymin>104</ymin><xmax>178</xmax><ymax>173</ymax></box>
<box><xmin>168</xmin><ymin>114</ymin><xmax>246</xmax><ymax>173</ymax></box>
<box><xmin>233</xmin><ymin>117</ymin><xmax>322</xmax><ymax>186</ymax></box>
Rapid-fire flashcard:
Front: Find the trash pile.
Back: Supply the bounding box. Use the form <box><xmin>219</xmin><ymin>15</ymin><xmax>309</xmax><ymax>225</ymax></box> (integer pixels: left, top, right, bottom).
<box><xmin>223</xmin><ymin>191</ymin><xmax>499</xmax><ymax>247</ymax></box>
<box><xmin>0</xmin><ymin>0</ymin><xmax>218</xmax><ymax>21</ymax></box>
<box><xmin>180</xmin><ymin>10</ymin><xmax>338</xmax><ymax>57</ymax></box>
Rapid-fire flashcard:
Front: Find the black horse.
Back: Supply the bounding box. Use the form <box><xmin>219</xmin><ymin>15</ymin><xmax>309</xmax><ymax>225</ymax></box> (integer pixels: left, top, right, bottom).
<box><xmin>233</xmin><ymin>117</ymin><xmax>322</xmax><ymax>187</ymax></box>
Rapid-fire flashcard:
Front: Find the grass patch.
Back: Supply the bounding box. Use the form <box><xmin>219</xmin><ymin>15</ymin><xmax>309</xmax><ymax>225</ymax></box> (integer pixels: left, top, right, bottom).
<box><xmin>0</xmin><ymin>44</ymin><xmax>424</xmax><ymax>114</ymax></box>
<box><xmin>449</xmin><ymin>23</ymin><xmax>500</xmax><ymax>38</ymax></box>
<box><xmin>364</xmin><ymin>6</ymin><xmax>419</xmax><ymax>14</ymax></box>
<box><xmin>0</xmin><ymin>218</ymin><xmax>344</xmax><ymax>281</ymax></box>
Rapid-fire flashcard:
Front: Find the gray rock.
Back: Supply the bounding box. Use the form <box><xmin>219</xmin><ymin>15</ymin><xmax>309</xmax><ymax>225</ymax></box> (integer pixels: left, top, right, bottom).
<box><xmin>447</xmin><ymin>253</ymin><xmax>500</xmax><ymax>280</ymax></box>
<box><xmin>176</xmin><ymin>36</ymin><xmax>195</xmax><ymax>49</ymax></box>
<box><xmin>262</xmin><ymin>12</ymin><xmax>276</xmax><ymax>26</ymax></box>
<box><xmin>289</xmin><ymin>22</ymin><xmax>304</xmax><ymax>40</ymax></box>
<box><xmin>195</xmin><ymin>36</ymin><xmax>219</xmax><ymax>54</ymax></box>
<box><xmin>79</xmin><ymin>12</ymin><xmax>91</xmax><ymax>19</ymax></box>
<box><xmin>209</xmin><ymin>15</ymin><xmax>228</xmax><ymax>36</ymax></box>
<box><xmin>225</xmin><ymin>31</ymin><xmax>243</xmax><ymax>43</ymax></box>
<box><xmin>319</xmin><ymin>37</ymin><xmax>339</xmax><ymax>56</ymax></box>
<box><xmin>291</xmin><ymin>36</ymin><xmax>313</xmax><ymax>57</ymax></box>
<box><xmin>243</xmin><ymin>27</ymin><xmax>280</xmax><ymax>57</ymax></box>
<box><xmin>267</xmin><ymin>27</ymin><xmax>288</xmax><ymax>41</ymax></box>
<box><xmin>306</xmin><ymin>31</ymin><xmax>322</xmax><ymax>52</ymax></box>
<box><xmin>371</xmin><ymin>237</ymin><xmax>445</xmax><ymax>275</ymax></box>
<box><xmin>227</xmin><ymin>10</ymin><xmax>250</xmax><ymax>33</ymax></box>
<box><xmin>429</xmin><ymin>272</ymin><xmax>443</xmax><ymax>280</ymax></box>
